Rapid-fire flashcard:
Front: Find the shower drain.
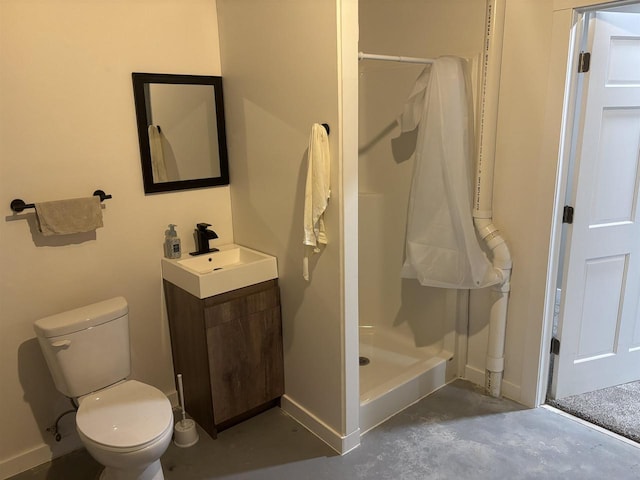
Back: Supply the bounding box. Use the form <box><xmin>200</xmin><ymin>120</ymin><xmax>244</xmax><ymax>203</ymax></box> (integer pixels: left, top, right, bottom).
<box><xmin>359</xmin><ymin>356</ymin><xmax>370</xmax><ymax>366</ymax></box>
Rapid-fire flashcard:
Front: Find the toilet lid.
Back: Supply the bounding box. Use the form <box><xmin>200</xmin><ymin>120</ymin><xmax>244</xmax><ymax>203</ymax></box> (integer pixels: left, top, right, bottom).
<box><xmin>76</xmin><ymin>380</ymin><xmax>172</xmax><ymax>449</ymax></box>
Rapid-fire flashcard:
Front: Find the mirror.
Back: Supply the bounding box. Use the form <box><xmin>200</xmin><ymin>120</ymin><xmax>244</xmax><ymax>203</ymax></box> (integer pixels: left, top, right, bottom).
<box><xmin>132</xmin><ymin>73</ymin><xmax>229</xmax><ymax>193</ymax></box>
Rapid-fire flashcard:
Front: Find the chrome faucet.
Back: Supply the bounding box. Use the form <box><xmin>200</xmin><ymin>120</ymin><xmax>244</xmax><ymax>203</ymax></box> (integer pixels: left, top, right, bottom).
<box><xmin>190</xmin><ymin>223</ymin><xmax>219</xmax><ymax>256</ymax></box>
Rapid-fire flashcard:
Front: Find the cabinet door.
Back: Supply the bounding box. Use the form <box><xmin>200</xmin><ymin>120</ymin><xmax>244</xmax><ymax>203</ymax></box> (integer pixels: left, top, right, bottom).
<box><xmin>207</xmin><ymin>307</ymin><xmax>284</xmax><ymax>423</ymax></box>
<box><xmin>205</xmin><ymin>281</ymin><xmax>284</xmax><ymax>425</ymax></box>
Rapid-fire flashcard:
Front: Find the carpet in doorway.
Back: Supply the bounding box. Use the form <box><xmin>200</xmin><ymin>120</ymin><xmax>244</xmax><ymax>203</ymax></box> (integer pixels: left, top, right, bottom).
<box><xmin>548</xmin><ymin>381</ymin><xmax>640</xmax><ymax>443</ymax></box>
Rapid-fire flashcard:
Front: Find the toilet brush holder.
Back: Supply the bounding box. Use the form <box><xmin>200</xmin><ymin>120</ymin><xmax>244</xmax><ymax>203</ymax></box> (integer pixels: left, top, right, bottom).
<box><xmin>173</xmin><ymin>373</ymin><xmax>199</xmax><ymax>447</ymax></box>
<box><xmin>174</xmin><ymin>418</ymin><xmax>199</xmax><ymax>448</ymax></box>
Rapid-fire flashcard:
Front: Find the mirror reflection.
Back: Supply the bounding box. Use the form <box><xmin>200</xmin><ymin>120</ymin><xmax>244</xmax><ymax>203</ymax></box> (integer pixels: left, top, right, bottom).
<box><xmin>132</xmin><ymin>73</ymin><xmax>229</xmax><ymax>193</ymax></box>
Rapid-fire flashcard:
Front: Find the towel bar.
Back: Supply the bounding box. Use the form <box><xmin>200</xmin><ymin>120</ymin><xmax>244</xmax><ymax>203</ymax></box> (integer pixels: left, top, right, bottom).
<box><xmin>10</xmin><ymin>190</ymin><xmax>113</xmax><ymax>213</ymax></box>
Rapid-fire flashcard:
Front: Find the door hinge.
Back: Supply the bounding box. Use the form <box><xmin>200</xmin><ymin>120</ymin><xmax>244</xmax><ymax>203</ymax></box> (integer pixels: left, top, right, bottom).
<box><xmin>563</xmin><ymin>205</ymin><xmax>574</xmax><ymax>224</ymax></box>
<box><xmin>578</xmin><ymin>51</ymin><xmax>591</xmax><ymax>73</ymax></box>
<box><xmin>551</xmin><ymin>337</ymin><xmax>560</xmax><ymax>355</ymax></box>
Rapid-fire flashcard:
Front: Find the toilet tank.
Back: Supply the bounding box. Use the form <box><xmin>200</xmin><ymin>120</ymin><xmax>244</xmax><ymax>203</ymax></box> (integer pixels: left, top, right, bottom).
<box><xmin>34</xmin><ymin>297</ymin><xmax>131</xmax><ymax>398</ymax></box>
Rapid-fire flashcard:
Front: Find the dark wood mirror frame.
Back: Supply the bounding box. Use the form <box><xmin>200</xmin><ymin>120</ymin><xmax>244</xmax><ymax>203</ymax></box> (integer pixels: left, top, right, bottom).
<box><xmin>132</xmin><ymin>73</ymin><xmax>230</xmax><ymax>194</ymax></box>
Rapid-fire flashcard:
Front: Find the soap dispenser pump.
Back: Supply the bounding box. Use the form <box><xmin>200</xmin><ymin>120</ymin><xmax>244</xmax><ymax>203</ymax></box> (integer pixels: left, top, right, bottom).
<box><xmin>164</xmin><ymin>224</ymin><xmax>182</xmax><ymax>259</ymax></box>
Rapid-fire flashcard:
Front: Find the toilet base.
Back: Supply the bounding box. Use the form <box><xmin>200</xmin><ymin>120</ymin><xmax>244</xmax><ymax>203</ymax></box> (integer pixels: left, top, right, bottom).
<box><xmin>99</xmin><ymin>459</ymin><xmax>164</xmax><ymax>480</ymax></box>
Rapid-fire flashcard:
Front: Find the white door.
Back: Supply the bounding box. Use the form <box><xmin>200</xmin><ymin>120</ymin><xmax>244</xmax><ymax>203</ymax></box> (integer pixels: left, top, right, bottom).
<box><xmin>552</xmin><ymin>11</ymin><xmax>640</xmax><ymax>399</ymax></box>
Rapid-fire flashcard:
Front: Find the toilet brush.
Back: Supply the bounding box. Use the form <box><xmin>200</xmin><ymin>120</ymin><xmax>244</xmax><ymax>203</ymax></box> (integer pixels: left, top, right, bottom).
<box><xmin>173</xmin><ymin>374</ymin><xmax>199</xmax><ymax>447</ymax></box>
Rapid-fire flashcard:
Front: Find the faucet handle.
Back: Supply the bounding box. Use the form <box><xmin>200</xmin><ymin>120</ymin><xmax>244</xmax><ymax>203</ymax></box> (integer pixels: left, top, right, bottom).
<box><xmin>196</xmin><ymin>223</ymin><xmax>212</xmax><ymax>231</ymax></box>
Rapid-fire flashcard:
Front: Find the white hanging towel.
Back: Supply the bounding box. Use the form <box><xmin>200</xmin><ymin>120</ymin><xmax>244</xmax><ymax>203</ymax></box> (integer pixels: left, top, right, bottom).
<box><xmin>399</xmin><ymin>57</ymin><xmax>500</xmax><ymax>289</ymax></box>
<box><xmin>303</xmin><ymin>123</ymin><xmax>331</xmax><ymax>280</ymax></box>
<box><xmin>148</xmin><ymin>125</ymin><xmax>168</xmax><ymax>182</ymax></box>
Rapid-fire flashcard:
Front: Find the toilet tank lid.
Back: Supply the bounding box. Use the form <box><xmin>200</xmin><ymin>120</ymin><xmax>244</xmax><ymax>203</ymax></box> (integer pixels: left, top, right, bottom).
<box><xmin>34</xmin><ymin>297</ymin><xmax>128</xmax><ymax>338</ymax></box>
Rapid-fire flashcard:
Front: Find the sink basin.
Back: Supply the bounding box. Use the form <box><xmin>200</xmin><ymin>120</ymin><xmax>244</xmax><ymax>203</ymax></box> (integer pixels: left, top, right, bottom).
<box><xmin>161</xmin><ymin>244</ymin><xmax>278</xmax><ymax>299</ymax></box>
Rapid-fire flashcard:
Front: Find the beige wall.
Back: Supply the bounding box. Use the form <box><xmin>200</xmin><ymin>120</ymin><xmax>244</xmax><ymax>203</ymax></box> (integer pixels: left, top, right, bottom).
<box><xmin>467</xmin><ymin>0</ymin><xmax>557</xmax><ymax>405</ymax></box>
<box><xmin>0</xmin><ymin>1</ymin><xmax>232</xmax><ymax>477</ymax></box>
<box><xmin>216</xmin><ymin>0</ymin><xmax>356</xmax><ymax>449</ymax></box>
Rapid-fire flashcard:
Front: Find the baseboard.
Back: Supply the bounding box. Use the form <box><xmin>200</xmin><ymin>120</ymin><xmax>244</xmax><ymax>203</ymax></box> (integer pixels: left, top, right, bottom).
<box><xmin>0</xmin><ymin>436</ymin><xmax>83</xmax><ymax>480</ymax></box>
<box><xmin>464</xmin><ymin>364</ymin><xmax>522</xmax><ymax>402</ymax></box>
<box><xmin>280</xmin><ymin>395</ymin><xmax>360</xmax><ymax>455</ymax></box>
<box><xmin>0</xmin><ymin>387</ymin><xmax>179</xmax><ymax>480</ymax></box>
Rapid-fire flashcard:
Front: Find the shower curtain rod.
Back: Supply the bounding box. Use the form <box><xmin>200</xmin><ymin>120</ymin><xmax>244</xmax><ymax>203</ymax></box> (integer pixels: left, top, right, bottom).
<box><xmin>358</xmin><ymin>51</ymin><xmax>434</xmax><ymax>65</ymax></box>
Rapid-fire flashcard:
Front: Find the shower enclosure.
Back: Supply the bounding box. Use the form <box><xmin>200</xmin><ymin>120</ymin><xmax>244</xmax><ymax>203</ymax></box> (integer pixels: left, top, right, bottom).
<box><xmin>358</xmin><ymin>0</ymin><xmax>487</xmax><ymax>433</ymax></box>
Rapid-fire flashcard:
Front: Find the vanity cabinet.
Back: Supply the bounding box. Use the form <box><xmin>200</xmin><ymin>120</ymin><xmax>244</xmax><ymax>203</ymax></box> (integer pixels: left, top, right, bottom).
<box><xmin>163</xmin><ymin>278</ymin><xmax>284</xmax><ymax>438</ymax></box>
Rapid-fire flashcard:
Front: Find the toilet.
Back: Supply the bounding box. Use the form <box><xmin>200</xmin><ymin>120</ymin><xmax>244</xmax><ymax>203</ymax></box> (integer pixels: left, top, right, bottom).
<box><xmin>34</xmin><ymin>297</ymin><xmax>173</xmax><ymax>480</ymax></box>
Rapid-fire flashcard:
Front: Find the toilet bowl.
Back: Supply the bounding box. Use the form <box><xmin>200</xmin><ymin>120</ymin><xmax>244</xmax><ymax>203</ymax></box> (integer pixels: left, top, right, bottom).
<box><xmin>76</xmin><ymin>380</ymin><xmax>173</xmax><ymax>480</ymax></box>
<box><xmin>33</xmin><ymin>297</ymin><xmax>175</xmax><ymax>480</ymax></box>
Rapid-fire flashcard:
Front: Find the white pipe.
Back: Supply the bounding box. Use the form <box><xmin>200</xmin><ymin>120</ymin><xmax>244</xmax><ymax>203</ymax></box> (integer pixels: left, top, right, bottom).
<box><xmin>474</xmin><ymin>0</ymin><xmax>512</xmax><ymax>398</ymax></box>
<box><xmin>358</xmin><ymin>51</ymin><xmax>435</xmax><ymax>65</ymax></box>
<box><xmin>475</xmin><ymin>0</ymin><xmax>506</xmax><ymax>219</ymax></box>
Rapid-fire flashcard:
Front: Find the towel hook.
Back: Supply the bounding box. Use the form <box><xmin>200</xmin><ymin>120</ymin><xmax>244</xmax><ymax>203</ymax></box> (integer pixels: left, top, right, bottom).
<box><xmin>321</xmin><ymin>123</ymin><xmax>330</xmax><ymax>135</ymax></box>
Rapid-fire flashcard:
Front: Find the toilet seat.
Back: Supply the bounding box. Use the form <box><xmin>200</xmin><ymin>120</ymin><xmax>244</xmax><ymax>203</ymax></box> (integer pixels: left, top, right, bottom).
<box><xmin>76</xmin><ymin>380</ymin><xmax>173</xmax><ymax>451</ymax></box>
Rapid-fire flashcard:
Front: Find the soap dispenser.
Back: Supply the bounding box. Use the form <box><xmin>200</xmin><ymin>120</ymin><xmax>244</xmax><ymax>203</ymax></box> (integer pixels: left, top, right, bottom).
<box><xmin>164</xmin><ymin>224</ymin><xmax>182</xmax><ymax>259</ymax></box>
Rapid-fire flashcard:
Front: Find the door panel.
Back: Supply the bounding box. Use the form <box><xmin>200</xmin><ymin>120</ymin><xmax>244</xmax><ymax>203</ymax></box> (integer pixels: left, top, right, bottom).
<box><xmin>552</xmin><ymin>11</ymin><xmax>640</xmax><ymax>398</ymax></box>
<box><xmin>576</xmin><ymin>255</ymin><xmax>626</xmax><ymax>362</ymax></box>
<box><xmin>591</xmin><ymin>108</ymin><xmax>640</xmax><ymax>225</ymax></box>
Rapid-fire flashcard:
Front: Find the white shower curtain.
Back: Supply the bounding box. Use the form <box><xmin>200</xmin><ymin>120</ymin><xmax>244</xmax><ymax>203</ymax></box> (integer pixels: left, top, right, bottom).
<box><xmin>399</xmin><ymin>56</ymin><xmax>499</xmax><ymax>289</ymax></box>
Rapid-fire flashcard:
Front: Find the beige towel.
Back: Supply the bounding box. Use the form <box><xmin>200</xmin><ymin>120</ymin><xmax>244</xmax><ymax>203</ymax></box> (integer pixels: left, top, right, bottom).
<box><xmin>303</xmin><ymin>123</ymin><xmax>331</xmax><ymax>280</ymax></box>
<box><xmin>35</xmin><ymin>196</ymin><xmax>104</xmax><ymax>236</ymax></box>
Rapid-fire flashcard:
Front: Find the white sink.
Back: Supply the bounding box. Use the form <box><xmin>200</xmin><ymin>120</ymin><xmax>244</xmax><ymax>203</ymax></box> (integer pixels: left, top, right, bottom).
<box><xmin>161</xmin><ymin>244</ymin><xmax>278</xmax><ymax>299</ymax></box>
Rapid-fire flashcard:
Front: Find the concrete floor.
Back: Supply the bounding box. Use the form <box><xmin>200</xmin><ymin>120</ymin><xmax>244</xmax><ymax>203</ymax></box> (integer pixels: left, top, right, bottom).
<box><xmin>10</xmin><ymin>381</ymin><xmax>640</xmax><ymax>479</ymax></box>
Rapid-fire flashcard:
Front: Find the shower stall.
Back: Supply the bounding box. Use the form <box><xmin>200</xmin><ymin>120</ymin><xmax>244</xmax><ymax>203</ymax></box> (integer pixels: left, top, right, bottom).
<box><xmin>357</xmin><ymin>0</ymin><xmax>490</xmax><ymax>432</ymax></box>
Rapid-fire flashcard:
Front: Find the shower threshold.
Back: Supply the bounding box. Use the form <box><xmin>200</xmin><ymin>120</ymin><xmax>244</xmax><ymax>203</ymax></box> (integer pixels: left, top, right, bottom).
<box><xmin>359</xmin><ymin>329</ymin><xmax>451</xmax><ymax>435</ymax></box>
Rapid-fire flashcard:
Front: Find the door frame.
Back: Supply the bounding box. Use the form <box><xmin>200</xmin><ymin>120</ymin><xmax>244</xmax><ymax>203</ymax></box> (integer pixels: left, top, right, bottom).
<box><xmin>535</xmin><ymin>0</ymin><xmax>640</xmax><ymax>407</ymax></box>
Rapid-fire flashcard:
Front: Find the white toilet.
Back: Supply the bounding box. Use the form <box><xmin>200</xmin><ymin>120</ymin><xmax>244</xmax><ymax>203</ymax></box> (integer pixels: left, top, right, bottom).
<box><xmin>34</xmin><ymin>297</ymin><xmax>173</xmax><ymax>480</ymax></box>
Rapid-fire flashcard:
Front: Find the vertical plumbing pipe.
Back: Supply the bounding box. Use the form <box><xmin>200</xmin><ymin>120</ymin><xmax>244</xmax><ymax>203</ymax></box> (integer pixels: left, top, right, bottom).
<box><xmin>474</xmin><ymin>0</ymin><xmax>512</xmax><ymax>398</ymax></box>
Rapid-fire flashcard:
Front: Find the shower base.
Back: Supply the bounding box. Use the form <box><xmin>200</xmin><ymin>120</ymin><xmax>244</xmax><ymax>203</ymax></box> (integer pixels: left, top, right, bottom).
<box><xmin>359</xmin><ymin>327</ymin><xmax>451</xmax><ymax>434</ymax></box>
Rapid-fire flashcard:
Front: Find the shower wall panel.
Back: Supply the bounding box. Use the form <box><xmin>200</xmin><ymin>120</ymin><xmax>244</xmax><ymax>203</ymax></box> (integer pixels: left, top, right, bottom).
<box><xmin>358</xmin><ymin>0</ymin><xmax>486</xmax><ymax>350</ymax></box>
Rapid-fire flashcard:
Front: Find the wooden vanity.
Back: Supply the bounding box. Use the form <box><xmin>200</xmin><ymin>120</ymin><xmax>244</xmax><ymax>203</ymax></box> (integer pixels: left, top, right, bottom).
<box><xmin>163</xmin><ymin>278</ymin><xmax>284</xmax><ymax>438</ymax></box>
